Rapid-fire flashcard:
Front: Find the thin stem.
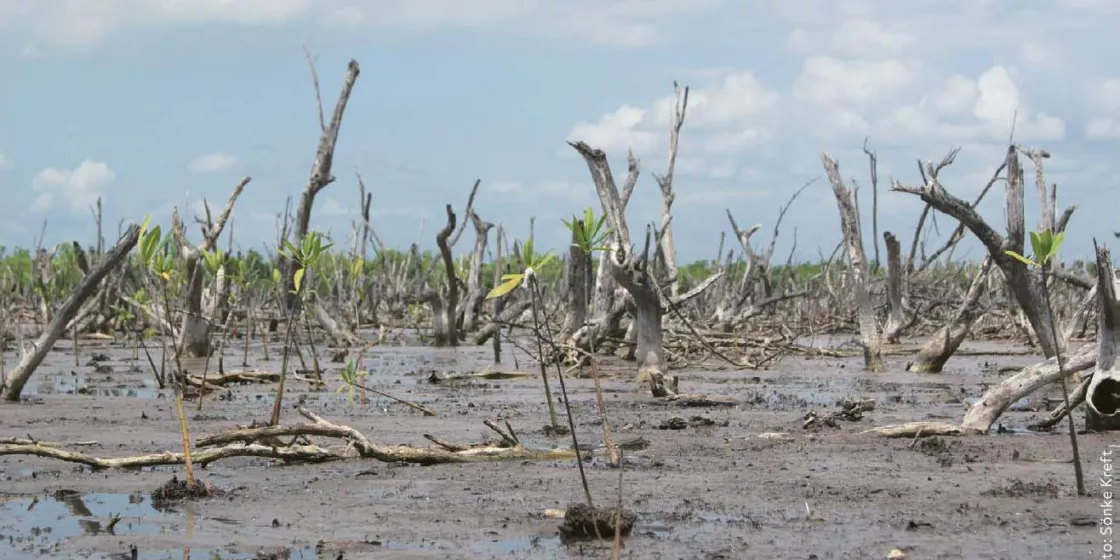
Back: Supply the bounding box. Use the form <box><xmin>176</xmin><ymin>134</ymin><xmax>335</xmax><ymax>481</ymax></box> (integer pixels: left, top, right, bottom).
<box><xmin>528</xmin><ymin>278</ymin><xmax>559</xmax><ymax>431</ymax></box>
<box><xmin>530</xmin><ymin>276</ymin><xmax>594</xmax><ymax>509</ymax></box>
<box><xmin>1041</xmin><ymin>265</ymin><xmax>1085</xmax><ymax>496</ymax></box>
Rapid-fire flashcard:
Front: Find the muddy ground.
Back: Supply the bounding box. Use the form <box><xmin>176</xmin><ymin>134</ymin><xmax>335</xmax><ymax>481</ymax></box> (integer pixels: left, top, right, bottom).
<box><xmin>0</xmin><ymin>334</ymin><xmax>1113</xmax><ymax>559</ymax></box>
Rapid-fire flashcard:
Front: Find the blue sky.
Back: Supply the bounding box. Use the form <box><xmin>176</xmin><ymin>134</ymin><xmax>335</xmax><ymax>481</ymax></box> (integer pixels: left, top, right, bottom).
<box><xmin>0</xmin><ymin>0</ymin><xmax>1118</xmax><ymax>264</ymax></box>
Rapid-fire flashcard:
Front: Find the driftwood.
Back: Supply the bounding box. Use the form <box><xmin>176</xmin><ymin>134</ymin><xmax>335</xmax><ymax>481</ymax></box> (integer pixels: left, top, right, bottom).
<box><xmin>3</xmin><ymin>225</ymin><xmax>140</xmax><ymax>401</ymax></box>
<box><xmin>822</xmin><ymin>153</ymin><xmax>883</xmax><ymax>372</ymax></box>
<box><xmin>0</xmin><ymin>407</ymin><xmax>578</xmax><ymax>469</ymax></box>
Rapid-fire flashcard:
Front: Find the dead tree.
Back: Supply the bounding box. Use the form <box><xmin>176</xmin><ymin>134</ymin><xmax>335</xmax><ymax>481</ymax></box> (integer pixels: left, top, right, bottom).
<box><xmin>821</xmin><ymin>154</ymin><xmax>883</xmax><ymax>372</ymax></box>
<box><xmin>416</xmin><ymin>205</ymin><xmax>459</xmax><ymax>346</ymax></box>
<box><xmin>281</xmin><ymin>57</ymin><xmax>360</xmax><ymax>309</ymax></box>
<box><xmin>569</xmin><ymin>141</ymin><xmax>676</xmax><ymax>397</ymax></box>
<box><xmin>459</xmin><ymin>211</ymin><xmax>494</xmax><ymax>333</ymax></box>
<box><xmin>561</xmin><ymin>220</ymin><xmax>593</xmax><ymax>339</ymax></box>
<box><xmin>882</xmin><ymin>232</ymin><xmax>905</xmax><ymax>343</ymax></box>
<box><xmin>567</xmin><ymin>151</ymin><xmax>640</xmax><ymax>355</ymax></box>
<box><xmin>2</xmin><ymin>225</ymin><xmax>140</xmax><ymax>401</ymax></box>
<box><xmin>891</xmin><ymin>146</ymin><xmax>1072</xmax><ymax>358</ymax></box>
<box><xmin>907</xmin><ymin>257</ymin><xmax>993</xmax><ymax>373</ymax></box>
<box><xmin>173</xmin><ymin>177</ymin><xmax>249</xmax><ymax>357</ymax></box>
<box><xmin>653</xmin><ymin>82</ymin><xmax>688</xmax><ymax>297</ymax></box>
<box><xmin>1086</xmin><ymin>242</ymin><xmax>1120</xmax><ymax>430</ymax></box>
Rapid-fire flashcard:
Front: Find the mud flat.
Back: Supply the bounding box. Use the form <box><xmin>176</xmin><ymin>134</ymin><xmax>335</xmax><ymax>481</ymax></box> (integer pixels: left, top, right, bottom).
<box><xmin>0</xmin><ymin>338</ymin><xmax>1109</xmax><ymax>559</ymax></box>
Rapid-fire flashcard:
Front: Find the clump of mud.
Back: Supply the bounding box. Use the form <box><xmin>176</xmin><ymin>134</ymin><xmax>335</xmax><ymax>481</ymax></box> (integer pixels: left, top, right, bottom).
<box><xmin>558</xmin><ymin>502</ymin><xmax>637</xmax><ymax>541</ymax></box>
<box><xmin>150</xmin><ymin>475</ymin><xmax>223</xmax><ymax>508</ymax></box>
<box><xmin>982</xmin><ymin>478</ymin><xmax>1061</xmax><ymax>499</ymax></box>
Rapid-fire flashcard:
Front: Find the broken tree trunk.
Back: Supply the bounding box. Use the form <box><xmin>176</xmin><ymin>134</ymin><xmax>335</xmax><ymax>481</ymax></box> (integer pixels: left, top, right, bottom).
<box><xmin>3</xmin><ymin>226</ymin><xmax>140</xmax><ymax>401</ymax></box>
<box><xmin>1086</xmin><ymin>242</ymin><xmax>1120</xmax><ymax>430</ymax></box>
<box><xmin>570</xmin><ymin>141</ymin><xmax>676</xmax><ymax>397</ymax></box>
<box><xmin>459</xmin><ymin>211</ymin><xmax>493</xmax><ymax>334</ymax></box>
<box><xmin>882</xmin><ymin>232</ymin><xmax>905</xmax><ymax>343</ymax></box>
<box><xmin>907</xmin><ymin>256</ymin><xmax>993</xmax><ymax>373</ymax></box>
<box><xmin>561</xmin><ymin>221</ymin><xmax>592</xmax><ymax>339</ymax></box>
<box><xmin>890</xmin><ymin>146</ymin><xmax>1071</xmax><ymax>358</ymax></box>
<box><xmin>821</xmin><ymin>154</ymin><xmax>883</xmax><ymax>372</ymax></box>
<box><xmin>173</xmin><ymin>177</ymin><xmax>249</xmax><ymax>357</ymax></box>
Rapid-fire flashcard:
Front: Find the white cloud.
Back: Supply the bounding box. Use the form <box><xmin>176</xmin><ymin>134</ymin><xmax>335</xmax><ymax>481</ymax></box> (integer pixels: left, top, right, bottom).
<box><xmin>832</xmin><ymin>19</ymin><xmax>913</xmax><ymax>56</ymax></box>
<box><xmin>486</xmin><ymin>180</ymin><xmax>523</xmax><ymax>194</ymax></box>
<box><xmin>0</xmin><ymin>153</ymin><xmax>11</xmax><ymax>170</ymax></box>
<box><xmin>187</xmin><ymin>152</ymin><xmax>239</xmax><ymax>174</ymax></box>
<box><xmin>793</xmin><ymin>57</ymin><xmax>918</xmax><ymax>107</ymax></box>
<box><xmin>566</xmin><ymin>105</ymin><xmax>657</xmax><ymax>155</ymax></box>
<box><xmin>0</xmin><ymin>0</ymin><xmax>720</xmax><ymax>52</ymax></box>
<box><xmin>31</xmin><ymin>160</ymin><xmax>115</xmax><ymax>214</ymax></box>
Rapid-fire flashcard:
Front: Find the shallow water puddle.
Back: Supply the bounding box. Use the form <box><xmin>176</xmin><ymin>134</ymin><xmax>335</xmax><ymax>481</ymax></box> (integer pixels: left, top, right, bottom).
<box><xmin>0</xmin><ymin>490</ymin><xmax>178</xmax><ymax>557</ymax></box>
<box><xmin>29</xmin><ymin>371</ymin><xmax>162</xmax><ymax>399</ymax></box>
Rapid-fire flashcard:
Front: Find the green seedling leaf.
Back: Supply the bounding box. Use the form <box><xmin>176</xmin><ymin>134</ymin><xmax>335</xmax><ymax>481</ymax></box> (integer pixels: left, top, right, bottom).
<box><xmin>1029</xmin><ymin>231</ymin><xmax>1044</xmax><ymax>265</ymax></box>
<box><xmin>1005</xmin><ymin>250</ymin><xmax>1038</xmax><ymax>267</ymax></box>
<box><xmin>487</xmin><ymin>273</ymin><xmax>524</xmax><ymax>300</ymax></box>
<box><xmin>293</xmin><ymin>267</ymin><xmax>305</xmax><ymax>295</ymax></box>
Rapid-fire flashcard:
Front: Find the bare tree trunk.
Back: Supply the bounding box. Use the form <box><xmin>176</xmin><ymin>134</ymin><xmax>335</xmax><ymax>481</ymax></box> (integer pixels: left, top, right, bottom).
<box><xmin>882</xmin><ymin>231</ymin><xmax>904</xmax><ymax>343</ymax></box>
<box><xmin>891</xmin><ymin>147</ymin><xmax>1070</xmax><ymax>357</ymax></box>
<box><xmin>3</xmin><ymin>226</ymin><xmax>140</xmax><ymax>401</ymax></box>
<box><xmin>561</xmin><ymin>222</ymin><xmax>591</xmax><ymax>338</ymax></box>
<box><xmin>821</xmin><ymin>154</ymin><xmax>883</xmax><ymax>372</ymax></box>
<box><xmin>431</xmin><ymin>205</ymin><xmax>459</xmax><ymax>346</ymax></box>
<box><xmin>570</xmin><ymin>151</ymin><xmax>639</xmax><ymax>354</ymax></box>
<box><xmin>282</xmin><ymin>58</ymin><xmax>360</xmax><ymax>308</ymax></box>
<box><xmin>908</xmin><ymin>257</ymin><xmax>992</xmax><ymax>373</ymax></box>
<box><xmin>654</xmin><ymin>82</ymin><xmax>688</xmax><ymax>298</ymax></box>
<box><xmin>174</xmin><ymin>178</ymin><xmax>249</xmax><ymax>357</ymax></box>
<box><xmin>569</xmin><ymin>141</ymin><xmax>676</xmax><ymax>397</ymax></box>
<box><xmin>460</xmin><ymin>211</ymin><xmax>493</xmax><ymax>333</ymax></box>
<box><xmin>1086</xmin><ymin>242</ymin><xmax>1120</xmax><ymax>430</ymax></box>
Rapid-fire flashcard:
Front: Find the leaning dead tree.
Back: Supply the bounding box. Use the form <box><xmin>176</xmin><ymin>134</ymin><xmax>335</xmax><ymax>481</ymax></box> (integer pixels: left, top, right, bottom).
<box><xmin>869</xmin><ymin>242</ymin><xmax>1117</xmax><ymax>437</ymax></box>
<box><xmin>891</xmin><ymin>146</ymin><xmax>1073</xmax><ymax>358</ymax></box>
<box><xmin>2</xmin><ymin>225</ymin><xmax>140</xmax><ymax>401</ymax></box>
<box><xmin>907</xmin><ymin>256</ymin><xmax>993</xmax><ymax>373</ymax></box>
<box><xmin>821</xmin><ymin>154</ymin><xmax>883</xmax><ymax>372</ymax></box>
<box><xmin>173</xmin><ymin>177</ymin><xmax>249</xmax><ymax>357</ymax></box>
<box><xmin>569</xmin><ymin>141</ymin><xmax>676</xmax><ymax>397</ymax></box>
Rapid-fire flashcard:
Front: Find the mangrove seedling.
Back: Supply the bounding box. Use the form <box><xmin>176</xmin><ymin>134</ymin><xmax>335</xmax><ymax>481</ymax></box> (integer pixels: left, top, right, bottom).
<box><xmin>1005</xmin><ymin>228</ymin><xmax>1085</xmax><ymax>496</ymax></box>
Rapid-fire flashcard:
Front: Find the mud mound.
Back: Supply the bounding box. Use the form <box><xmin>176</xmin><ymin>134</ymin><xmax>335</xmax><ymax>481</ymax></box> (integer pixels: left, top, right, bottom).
<box><xmin>559</xmin><ymin>502</ymin><xmax>638</xmax><ymax>541</ymax></box>
<box><xmin>150</xmin><ymin>475</ymin><xmax>223</xmax><ymax>508</ymax></box>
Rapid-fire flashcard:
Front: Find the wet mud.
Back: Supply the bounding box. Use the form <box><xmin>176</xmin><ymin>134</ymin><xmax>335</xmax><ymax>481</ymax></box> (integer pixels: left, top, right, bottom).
<box><xmin>0</xmin><ymin>336</ymin><xmax>1112</xmax><ymax>558</ymax></box>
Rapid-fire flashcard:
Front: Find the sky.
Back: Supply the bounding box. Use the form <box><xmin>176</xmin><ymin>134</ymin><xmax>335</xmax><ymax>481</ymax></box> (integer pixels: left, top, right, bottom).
<box><xmin>0</xmin><ymin>0</ymin><xmax>1118</xmax><ymax>266</ymax></box>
